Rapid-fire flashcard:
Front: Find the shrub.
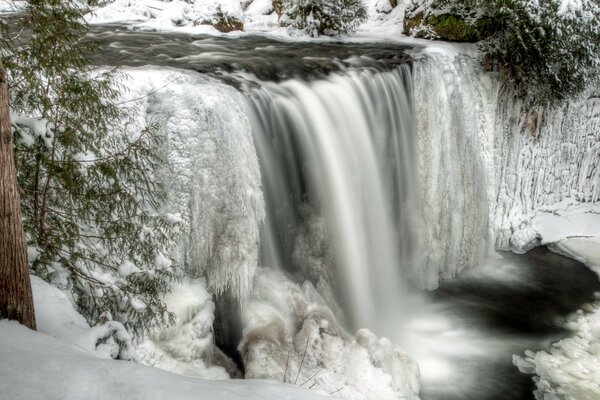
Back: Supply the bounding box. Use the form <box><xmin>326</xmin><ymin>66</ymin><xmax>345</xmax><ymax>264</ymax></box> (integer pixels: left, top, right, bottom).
<box><xmin>1</xmin><ymin>0</ymin><xmax>179</xmax><ymax>336</ymax></box>
<box><xmin>282</xmin><ymin>0</ymin><xmax>367</xmax><ymax>36</ymax></box>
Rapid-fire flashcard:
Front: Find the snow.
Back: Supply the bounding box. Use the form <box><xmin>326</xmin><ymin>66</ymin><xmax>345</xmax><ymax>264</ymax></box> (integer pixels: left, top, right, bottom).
<box><xmin>86</xmin><ymin>0</ymin><xmax>405</xmax><ymax>40</ymax></box>
<box><xmin>554</xmin><ymin>237</ymin><xmax>600</xmax><ymax>274</ymax></box>
<box><xmin>0</xmin><ymin>0</ymin><xmax>25</xmax><ymax>14</ymax></box>
<box><xmin>557</xmin><ymin>0</ymin><xmax>584</xmax><ymax>17</ymax></box>
<box><xmin>0</xmin><ymin>320</ymin><xmax>336</xmax><ymax>400</ymax></box>
<box><xmin>31</xmin><ymin>275</ymin><xmax>135</xmax><ymax>360</ymax></box>
<box><xmin>532</xmin><ymin>202</ymin><xmax>600</xmax><ymax>245</ymax></box>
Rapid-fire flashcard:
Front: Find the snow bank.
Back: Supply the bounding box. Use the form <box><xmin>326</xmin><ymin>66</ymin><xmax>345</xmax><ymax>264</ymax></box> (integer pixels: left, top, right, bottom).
<box><xmin>87</xmin><ymin>0</ymin><xmax>403</xmax><ymax>38</ymax></box>
<box><xmin>121</xmin><ymin>67</ymin><xmax>264</xmax><ymax>301</ymax></box>
<box><xmin>31</xmin><ymin>275</ymin><xmax>134</xmax><ymax>360</ymax></box>
<box><xmin>0</xmin><ymin>320</ymin><xmax>335</xmax><ymax>400</ymax></box>
<box><xmin>240</xmin><ymin>268</ymin><xmax>420</xmax><ymax>400</ymax></box>
<box><xmin>554</xmin><ymin>237</ymin><xmax>600</xmax><ymax>275</ymax></box>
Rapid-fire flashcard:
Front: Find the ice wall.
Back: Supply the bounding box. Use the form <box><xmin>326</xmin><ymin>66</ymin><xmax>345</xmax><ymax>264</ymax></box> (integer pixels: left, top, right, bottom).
<box><xmin>124</xmin><ymin>68</ymin><xmax>264</xmax><ymax>301</ymax></box>
<box><xmin>411</xmin><ymin>47</ymin><xmax>600</xmax><ymax>256</ymax></box>
<box><xmin>494</xmin><ymin>89</ymin><xmax>600</xmax><ymax>248</ymax></box>
<box><xmin>411</xmin><ymin>49</ymin><xmax>495</xmax><ymax>289</ymax></box>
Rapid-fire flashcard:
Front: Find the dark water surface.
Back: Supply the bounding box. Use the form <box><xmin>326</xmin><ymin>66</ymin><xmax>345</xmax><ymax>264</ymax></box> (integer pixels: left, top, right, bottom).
<box><xmin>417</xmin><ymin>247</ymin><xmax>600</xmax><ymax>400</ymax></box>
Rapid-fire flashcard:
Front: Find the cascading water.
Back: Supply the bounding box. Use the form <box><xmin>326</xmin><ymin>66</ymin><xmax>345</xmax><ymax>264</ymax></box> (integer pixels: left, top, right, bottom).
<box><xmin>247</xmin><ymin>66</ymin><xmax>418</xmax><ymax>332</ymax></box>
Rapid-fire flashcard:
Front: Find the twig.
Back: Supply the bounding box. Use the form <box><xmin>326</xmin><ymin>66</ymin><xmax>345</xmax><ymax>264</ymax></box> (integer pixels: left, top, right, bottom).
<box><xmin>294</xmin><ymin>338</ymin><xmax>309</xmax><ymax>385</ymax></box>
<box><xmin>283</xmin><ymin>350</ymin><xmax>290</xmax><ymax>383</ymax></box>
<box><xmin>300</xmin><ymin>369</ymin><xmax>321</xmax><ymax>387</ymax></box>
<box><xmin>329</xmin><ymin>387</ymin><xmax>343</xmax><ymax>395</ymax></box>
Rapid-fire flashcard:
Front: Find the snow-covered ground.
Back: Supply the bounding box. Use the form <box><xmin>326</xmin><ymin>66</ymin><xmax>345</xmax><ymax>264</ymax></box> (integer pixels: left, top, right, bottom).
<box><xmin>0</xmin><ymin>318</ymin><xmax>335</xmax><ymax>400</ymax></box>
<box><xmin>0</xmin><ymin>0</ymin><xmax>26</xmax><ymax>13</ymax></box>
<box><xmin>85</xmin><ymin>0</ymin><xmax>405</xmax><ymax>40</ymax></box>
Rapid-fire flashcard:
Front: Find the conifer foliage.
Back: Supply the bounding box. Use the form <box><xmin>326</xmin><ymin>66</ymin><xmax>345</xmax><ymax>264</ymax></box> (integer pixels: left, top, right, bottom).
<box><xmin>282</xmin><ymin>0</ymin><xmax>367</xmax><ymax>36</ymax></box>
<box><xmin>0</xmin><ymin>0</ymin><xmax>179</xmax><ymax>336</ymax></box>
<box><xmin>405</xmin><ymin>0</ymin><xmax>600</xmax><ymax>105</ymax></box>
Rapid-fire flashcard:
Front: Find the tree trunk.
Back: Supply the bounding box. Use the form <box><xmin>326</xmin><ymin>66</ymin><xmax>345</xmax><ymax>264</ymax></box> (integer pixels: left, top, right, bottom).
<box><xmin>0</xmin><ymin>60</ymin><xmax>36</xmax><ymax>330</ymax></box>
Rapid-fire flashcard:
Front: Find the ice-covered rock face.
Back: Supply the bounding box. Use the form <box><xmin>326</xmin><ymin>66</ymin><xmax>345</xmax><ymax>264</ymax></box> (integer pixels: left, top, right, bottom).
<box><xmin>411</xmin><ymin>50</ymin><xmax>495</xmax><ymax>289</ymax></box>
<box><xmin>494</xmin><ymin>90</ymin><xmax>600</xmax><ymax>248</ymax></box>
<box><xmin>411</xmin><ymin>47</ymin><xmax>600</xmax><ymax>254</ymax></box>
<box><xmin>122</xmin><ymin>68</ymin><xmax>265</xmax><ymax>302</ymax></box>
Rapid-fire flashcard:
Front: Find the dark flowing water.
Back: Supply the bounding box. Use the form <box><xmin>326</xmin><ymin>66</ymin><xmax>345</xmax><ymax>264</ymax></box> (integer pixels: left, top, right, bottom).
<box><xmin>414</xmin><ymin>248</ymin><xmax>600</xmax><ymax>400</ymax></box>
<box><xmin>89</xmin><ymin>24</ymin><xmax>412</xmax><ymax>86</ymax></box>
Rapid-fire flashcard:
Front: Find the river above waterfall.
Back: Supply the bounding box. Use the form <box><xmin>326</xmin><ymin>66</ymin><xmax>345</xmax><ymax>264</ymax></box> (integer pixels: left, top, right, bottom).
<box><xmin>88</xmin><ymin>26</ymin><xmax>600</xmax><ymax>400</ymax></box>
<box><xmin>89</xmin><ymin>24</ymin><xmax>413</xmax><ymax>86</ymax></box>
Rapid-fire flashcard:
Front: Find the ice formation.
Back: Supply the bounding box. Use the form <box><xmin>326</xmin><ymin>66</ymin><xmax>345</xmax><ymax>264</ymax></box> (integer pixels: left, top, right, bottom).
<box><xmin>514</xmin><ymin>295</ymin><xmax>600</xmax><ymax>400</ymax></box>
<box><xmin>136</xmin><ymin>278</ymin><xmax>231</xmax><ymax>380</ymax></box>
<box><xmin>494</xmin><ymin>89</ymin><xmax>600</xmax><ymax>249</ymax></box>
<box><xmin>240</xmin><ymin>268</ymin><xmax>421</xmax><ymax>400</ymax></box>
<box><xmin>411</xmin><ymin>50</ymin><xmax>494</xmax><ymax>289</ymax></box>
<box><xmin>121</xmin><ymin>68</ymin><xmax>264</xmax><ymax>302</ymax></box>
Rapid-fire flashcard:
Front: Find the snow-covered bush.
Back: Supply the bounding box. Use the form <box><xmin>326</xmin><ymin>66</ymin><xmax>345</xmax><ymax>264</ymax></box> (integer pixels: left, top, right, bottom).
<box><xmin>281</xmin><ymin>0</ymin><xmax>367</xmax><ymax>36</ymax></box>
<box><xmin>405</xmin><ymin>0</ymin><xmax>600</xmax><ymax>104</ymax></box>
<box><xmin>201</xmin><ymin>5</ymin><xmax>244</xmax><ymax>32</ymax></box>
<box><xmin>1</xmin><ymin>0</ymin><xmax>179</xmax><ymax>336</ymax></box>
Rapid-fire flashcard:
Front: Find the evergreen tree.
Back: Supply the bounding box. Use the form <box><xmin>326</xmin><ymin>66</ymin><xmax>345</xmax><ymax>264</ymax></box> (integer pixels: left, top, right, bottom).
<box><xmin>281</xmin><ymin>0</ymin><xmax>367</xmax><ymax>36</ymax></box>
<box><xmin>0</xmin><ymin>0</ymin><xmax>179</xmax><ymax>336</ymax></box>
<box><xmin>0</xmin><ymin>59</ymin><xmax>36</xmax><ymax>331</ymax></box>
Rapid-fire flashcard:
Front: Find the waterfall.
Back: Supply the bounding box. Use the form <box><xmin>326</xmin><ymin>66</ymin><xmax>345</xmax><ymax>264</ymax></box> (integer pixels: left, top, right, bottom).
<box><xmin>247</xmin><ymin>66</ymin><xmax>417</xmax><ymax>331</ymax></box>
<box><xmin>246</xmin><ymin>57</ymin><xmax>496</xmax><ymax>332</ymax></box>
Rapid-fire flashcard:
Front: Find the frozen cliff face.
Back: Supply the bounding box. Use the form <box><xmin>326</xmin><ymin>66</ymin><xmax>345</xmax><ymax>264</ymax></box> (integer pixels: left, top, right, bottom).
<box><xmin>123</xmin><ymin>68</ymin><xmax>265</xmax><ymax>302</ymax></box>
<box><xmin>240</xmin><ymin>268</ymin><xmax>421</xmax><ymax>400</ymax></box>
<box><xmin>494</xmin><ymin>90</ymin><xmax>600</xmax><ymax>248</ymax></box>
<box><xmin>412</xmin><ymin>47</ymin><xmax>600</xmax><ymax>256</ymax></box>
<box><xmin>411</xmin><ymin>49</ymin><xmax>495</xmax><ymax>289</ymax></box>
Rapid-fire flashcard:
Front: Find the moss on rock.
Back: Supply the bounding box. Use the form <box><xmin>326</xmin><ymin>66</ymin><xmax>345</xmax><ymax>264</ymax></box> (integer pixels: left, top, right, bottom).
<box><xmin>404</xmin><ymin>12</ymin><xmax>500</xmax><ymax>42</ymax></box>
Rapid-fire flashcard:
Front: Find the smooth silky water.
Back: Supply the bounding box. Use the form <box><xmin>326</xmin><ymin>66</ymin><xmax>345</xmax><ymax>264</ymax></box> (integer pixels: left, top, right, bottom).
<box><xmin>93</xmin><ymin>26</ymin><xmax>600</xmax><ymax>400</ymax></box>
